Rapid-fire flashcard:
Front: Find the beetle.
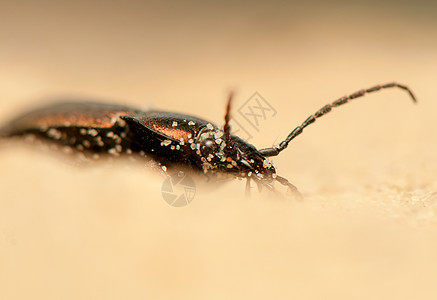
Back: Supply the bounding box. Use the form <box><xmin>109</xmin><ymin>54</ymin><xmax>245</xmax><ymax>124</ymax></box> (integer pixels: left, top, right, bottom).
<box><xmin>0</xmin><ymin>82</ymin><xmax>416</xmax><ymax>197</ymax></box>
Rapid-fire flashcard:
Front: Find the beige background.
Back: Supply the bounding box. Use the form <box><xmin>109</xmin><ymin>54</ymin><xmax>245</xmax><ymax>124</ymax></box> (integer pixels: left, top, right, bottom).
<box><xmin>1</xmin><ymin>0</ymin><xmax>437</xmax><ymax>299</ymax></box>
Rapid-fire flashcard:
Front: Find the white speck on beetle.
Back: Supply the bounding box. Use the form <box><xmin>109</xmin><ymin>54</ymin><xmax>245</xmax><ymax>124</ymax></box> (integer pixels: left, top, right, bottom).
<box><xmin>82</xmin><ymin>140</ymin><xmax>91</xmax><ymax>148</ymax></box>
<box><xmin>76</xmin><ymin>152</ymin><xmax>86</xmax><ymax>160</ymax></box>
<box><xmin>62</xmin><ymin>146</ymin><xmax>73</xmax><ymax>154</ymax></box>
<box><xmin>95</xmin><ymin>136</ymin><xmax>104</xmax><ymax>146</ymax></box>
<box><xmin>160</xmin><ymin>140</ymin><xmax>172</xmax><ymax>147</ymax></box>
<box><xmin>206</xmin><ymin>123</ymin><xmax>214</xmax><ymax>130</ymax></box>
<box><xmin>80</xmin><ymin>128</ymin><xmax>87</xmax><ymax>135</ymax></box>
<box><xmin>24</xmin><ymin>134</ymin><xmax>36</xmax><ymax>142</ymax></box>
<box><xmin>116</xmin><ymin>118</ymin><xmax>126</xmax><ymax>127</ymax></box>
<box><xmin>114</xmin><ymin>136</ymin><xmax>122</xmax><ymax>144</ymax></box>
<box><xmin>87</xmin><ymin>129</ymin><xmax>98</xmax><ymax>136</ymax></box>
<box><xmin>108</xmin><ymin>148</ymin><xmax>118</xmax><ymax>156</ymax></box>
<box><xmin>47</xmin><ymin>128</ymin><xmax>61</xmax><ymax>139</ymax></box>
<box><xmin>214</xmin><ymin>131</ymin><xmax>223</xmax><ymax>139</ymax></box>
<box><xmin>172</xmin><ymin>121</ymin><xmax>178</xmax><ymax>127</ymax></box>
<box><xmin>188</xmin><ymin>121</ymin><xmax>195</xmax><ymax>126</ymax></box>
<box><xmin>106</xmin><ymin>131</ymin><xmax>114</xmax><ymax>138</ymax></box>
<box><xmin>187</xmin><ymin>133</ymin><xmax>192</xmax><ymax>139</ymax></box>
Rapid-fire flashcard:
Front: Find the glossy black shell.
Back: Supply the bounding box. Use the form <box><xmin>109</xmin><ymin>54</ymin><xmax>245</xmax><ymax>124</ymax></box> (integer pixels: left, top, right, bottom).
<box><xmin>0</xmin><ymin>102</ymin><xmax>228</xmax><ymax>167</ymax></box>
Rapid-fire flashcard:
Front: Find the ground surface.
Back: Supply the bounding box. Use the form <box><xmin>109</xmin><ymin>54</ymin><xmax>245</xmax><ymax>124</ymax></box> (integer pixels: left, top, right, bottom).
<box><xmin>1</xmin><ymin>1</ymin><xmax>437</xmax><ymax>299</ymax></box>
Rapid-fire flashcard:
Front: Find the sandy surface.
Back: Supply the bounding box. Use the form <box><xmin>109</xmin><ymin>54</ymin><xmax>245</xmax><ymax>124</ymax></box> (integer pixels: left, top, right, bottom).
<box><xmin>1</xmin><ymin>1</ymin><xmax>437</xmax><ymax>299</ymax></box>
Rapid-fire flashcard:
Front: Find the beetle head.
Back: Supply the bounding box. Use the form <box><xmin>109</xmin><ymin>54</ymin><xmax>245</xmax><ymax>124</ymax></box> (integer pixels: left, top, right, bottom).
<box><xmin>193</xmin><ymin>123</ymin><xmax>276</xmax><ymax>181</ymax></box>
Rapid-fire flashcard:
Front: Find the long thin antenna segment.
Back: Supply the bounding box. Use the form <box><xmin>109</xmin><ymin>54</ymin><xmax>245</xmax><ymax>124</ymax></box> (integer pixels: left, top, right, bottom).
<box><xmin>259</xmin><ymin>82</ymin><xmax>417</xmax><ymax>157</ymax></box>
<box><xmin>223</xmin><ymin>91</ymin><xmax>233</xmax><ymax>144</ymax></box>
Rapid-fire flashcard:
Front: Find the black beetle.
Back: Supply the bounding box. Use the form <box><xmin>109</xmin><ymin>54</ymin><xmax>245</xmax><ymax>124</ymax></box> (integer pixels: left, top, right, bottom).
<box><xmin>0</xmin><ymin>82</ymin><xmax>416</xmax><ymax>196</ymax></box>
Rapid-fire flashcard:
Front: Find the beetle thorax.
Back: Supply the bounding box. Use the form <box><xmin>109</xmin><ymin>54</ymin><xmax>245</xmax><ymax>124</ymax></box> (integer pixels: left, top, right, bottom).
<box><xmin>193</xmin><ymin>127</ymin><xmax>276</xmax><ymax>180</ymax></box>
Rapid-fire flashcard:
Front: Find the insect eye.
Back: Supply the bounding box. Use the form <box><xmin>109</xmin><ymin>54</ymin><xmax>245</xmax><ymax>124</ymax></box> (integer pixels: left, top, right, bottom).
<box><xmin>200</xmin><ymin>138</ymin><xmax>219</xmax><ymax>155</ymax></box>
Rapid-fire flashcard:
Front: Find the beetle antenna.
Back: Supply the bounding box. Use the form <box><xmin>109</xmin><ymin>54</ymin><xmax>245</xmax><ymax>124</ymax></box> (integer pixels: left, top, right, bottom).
<box><xmin>259</xmin><ymin>82</ymin><xmax>417</xmax><ymax>157</ymax></box>
<box><xmin>223</xmin><ymin>91</ymin><xmax>233</xmax><ymax>144</ymax></box>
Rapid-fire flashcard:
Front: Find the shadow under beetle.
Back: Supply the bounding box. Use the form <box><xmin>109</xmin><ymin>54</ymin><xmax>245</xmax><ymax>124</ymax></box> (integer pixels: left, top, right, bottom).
<box><xmin>0</xmin><ymin>82</ymin><xmax>416</xmax><ymax>197</ymax></box>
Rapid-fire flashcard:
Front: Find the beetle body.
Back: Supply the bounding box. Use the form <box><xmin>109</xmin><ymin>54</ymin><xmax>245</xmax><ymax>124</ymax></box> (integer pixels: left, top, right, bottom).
<box><xmin>0</xmin><ymin>82</ymin><xmax>417</xmax><ymax>196</ymax></box>
<box><xmin>0</xmin><ymin>101</ymin><xmax>275</xmax><ymax>186</ymax></box>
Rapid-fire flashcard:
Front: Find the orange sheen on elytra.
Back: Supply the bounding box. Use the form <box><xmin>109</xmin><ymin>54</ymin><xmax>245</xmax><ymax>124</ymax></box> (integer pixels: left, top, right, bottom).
<box><xmin>34</xmin><ymin>111</ymin><xmax>132</xmax><ymax>128</ymax></box>
<box><xmin>150</xmin><ymin>124</ymin><xmax>189</xmax><ymax>141</ymax></box>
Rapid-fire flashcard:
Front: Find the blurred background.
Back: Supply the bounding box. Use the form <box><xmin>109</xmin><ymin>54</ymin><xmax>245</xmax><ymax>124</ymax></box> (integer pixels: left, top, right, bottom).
<box><xmin>1</xmin><ymin>0</ymin><xmax>437</xmax><ymax>299</ymax></box>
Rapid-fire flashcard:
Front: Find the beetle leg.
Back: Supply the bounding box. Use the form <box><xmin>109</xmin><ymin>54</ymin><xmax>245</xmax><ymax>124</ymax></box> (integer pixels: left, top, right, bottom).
<box><xmin>256</xmin><ymin>180</ymin><xmax>263</xmax><ymax>193</ymax></box>
<box><xmin>245</xmin><ymin>177</ymin><xmax>251</xmax><ymax>197</ymax></box>
<box><xmin>275</xmin><ymin>175</ymin><xmax>303</xmax><ymax>200</ymax></box>
<box><xmin>252</xmin><ymin>176</ymin><xmax>285</xmax><ymax>197</ymax></box>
